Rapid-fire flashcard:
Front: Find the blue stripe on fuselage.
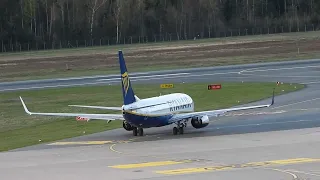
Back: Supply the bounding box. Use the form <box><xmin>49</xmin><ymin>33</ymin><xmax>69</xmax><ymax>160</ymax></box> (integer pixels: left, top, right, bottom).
<box><xmin>123</xmin><ymin>112</ymin><xmax>173</xmax><ymax>128</ymax></box>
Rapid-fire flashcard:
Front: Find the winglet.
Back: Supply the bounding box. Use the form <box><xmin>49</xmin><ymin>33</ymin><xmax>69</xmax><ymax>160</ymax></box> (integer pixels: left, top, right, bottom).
<box><xmin>270</xmin><ymin>88</ymin><xmax>275</xmax><ymax>106</ymax></box>
<box><xmin>19</xmin><ymin>96</ymin><xmax>32</xmax><ymax>115</ymax></box>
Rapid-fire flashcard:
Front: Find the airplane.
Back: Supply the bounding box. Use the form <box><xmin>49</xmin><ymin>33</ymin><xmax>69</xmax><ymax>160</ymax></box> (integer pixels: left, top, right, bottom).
<box><xmin>20</xmin><ymin>50</ymin><xmax>275</xmax><ymax>136</ymax></box>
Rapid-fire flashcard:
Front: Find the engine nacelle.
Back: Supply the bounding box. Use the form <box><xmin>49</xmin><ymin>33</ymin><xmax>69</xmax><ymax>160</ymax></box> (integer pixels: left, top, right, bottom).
<box><xmin>191</xmin><ymin>115</ymin><xmax>209</xmax><ymax>129</ymax></box>
<box><xmin>122</xmin><ymin>121</ymin><xmax>134</xmax><ymax>131</ymax></box>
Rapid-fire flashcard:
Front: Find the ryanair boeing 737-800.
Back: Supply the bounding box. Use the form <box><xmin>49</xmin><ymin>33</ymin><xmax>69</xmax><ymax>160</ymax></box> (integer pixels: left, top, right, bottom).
<box><xmin>20</xmin><ymin>50</ymin><xmax>275</xmax><ymax>136</ymax></box>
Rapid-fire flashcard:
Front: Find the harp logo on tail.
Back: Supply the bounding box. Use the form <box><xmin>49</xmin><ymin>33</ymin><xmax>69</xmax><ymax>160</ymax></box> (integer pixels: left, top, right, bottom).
<box><xmin>122</xmin><ymin>72</ymin><xmax>130</xmax><ymax>95</ymax></box>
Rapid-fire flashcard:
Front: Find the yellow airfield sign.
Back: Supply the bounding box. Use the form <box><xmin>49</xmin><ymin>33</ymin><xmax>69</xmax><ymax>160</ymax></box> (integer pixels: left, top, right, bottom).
<box><xmin>160</xmin><ymin>84</ymin><xmax>174</xmax><ymax>88</ymax></box>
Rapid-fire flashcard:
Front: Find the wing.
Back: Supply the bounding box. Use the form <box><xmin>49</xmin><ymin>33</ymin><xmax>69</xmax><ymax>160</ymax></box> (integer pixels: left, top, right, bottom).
<box><xmin>169</xmin><ymin>88</ymin><xmax>275</xmax><ymax>122</ymax></box>
<box><xmin>68</xmin><ymin>105</ymin><xmax>123</xmax><ymax>111</ymax></box>
<box><xmin>19</xmin><ymin>97</ymin><xmax>124</xmax><ymax>121</ymax></box>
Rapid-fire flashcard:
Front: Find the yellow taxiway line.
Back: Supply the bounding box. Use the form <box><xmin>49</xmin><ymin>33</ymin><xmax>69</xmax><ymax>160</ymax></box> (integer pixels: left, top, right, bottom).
<box><xmin>48</xmin><ymin>140</ymin><xmax>132</xmax><ymax>145</ymax></box>
<box><xmin>109</xmin><ymin>160</ymin><xmax>193</xmax><ymax>169</ymax></box>
<box><xmin>48</xmin><ymin>141</ymin><xmax>114</xmax><ymax>145</ymax></box>
<box><xmin>155</xmin><ymin>158</ymin><xmax>320</xmax><ymax>175</ymax></box>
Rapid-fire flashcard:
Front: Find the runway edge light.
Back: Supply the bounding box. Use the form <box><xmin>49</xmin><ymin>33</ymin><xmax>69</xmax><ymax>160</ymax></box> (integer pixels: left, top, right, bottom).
<box><xmin>208</xmin><ymin>84</ymin><xmax>221</xmax><ymax>90</ymax></box>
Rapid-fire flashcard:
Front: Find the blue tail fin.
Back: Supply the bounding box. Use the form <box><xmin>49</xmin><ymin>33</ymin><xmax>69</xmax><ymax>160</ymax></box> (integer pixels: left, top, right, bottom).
<box><xmin>119</xmin><ymin>50</ymin><xmax>136</xmax><ymax>105</ymax></box>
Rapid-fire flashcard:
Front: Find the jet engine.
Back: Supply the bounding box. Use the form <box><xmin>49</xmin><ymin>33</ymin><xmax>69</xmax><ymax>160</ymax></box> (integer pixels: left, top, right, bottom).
<box><xmin>122</xmin><ymin>121</ymin><xmax>134</xmax><ymax>131</ymax></box>
<box><xmin>191</xmin><ymin>115</ymin><xmax>209</xmax><ymax>129</ymax></box>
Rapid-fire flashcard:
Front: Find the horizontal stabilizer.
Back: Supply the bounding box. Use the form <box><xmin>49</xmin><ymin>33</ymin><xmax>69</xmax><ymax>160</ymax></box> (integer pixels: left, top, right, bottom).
<box><xmin>68</xmin><ymin>105</ymin><xmax>122</xmax><ymax>111</ymax></box>
<box><xmin>134</xmin><ymin>95</ymin><xmax>140</xmax><ymax>101</ymax></box>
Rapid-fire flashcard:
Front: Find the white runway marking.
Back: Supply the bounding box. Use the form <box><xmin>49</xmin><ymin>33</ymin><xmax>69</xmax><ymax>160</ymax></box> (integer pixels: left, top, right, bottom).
<box><xmin>271</xmin><ymin>97</ymin><xmax>320</xmax><ymax>109</ymax></box>
<box><xmin>97</xmin><ymin>71</ymin><xmax>240</xmax><ymax>82</ymax></box>
<box><xmin>225</xmin><ymin>110</ymin><xmax>286</xmax><ymax>117</ymax></box>
<box><xmin>265</xmin><ymin>168</ymin><xmax>298</xmax><ymax>179</ymax></box>
<box><xmin>208</xmin><ymin>119</ymin><xmax>316</xmax><ymax>131</ymax></box>
<box><xmin>239</xmin><ymin>65</ymin><xmax>320</xmax><ymax>74</ymax></box>
<box><xmin>96</xmin><ymin>73</ymin><xmax>191</xmax><ymax>81</ymax></box>
<box><xmin>2</xmin><ymin>63</ymin><xmax>320</xmax><ymax>92</ymax></box>
<box><xmin>0</xmin><ymin>71</ymin><xmax>240</xmax><ymax>91</ymax></box>
<box><xmin>0</xmin><ymin>81</ymin><xmax>108</xmax><ymax>92</ymax></box>
<box><xmin>304</xmin><ymin>80</ymin><xmax>320</xmax><ymax>84</ymax></box>
<box><xmin>287</xmin><ymin>169</ymin><xmax>320</xmax><ymax>177</ymax></box>
<box><xmin>241</xmin><ymin>75</ymin><xmax>320</xmax><ymax>78</ymax></box>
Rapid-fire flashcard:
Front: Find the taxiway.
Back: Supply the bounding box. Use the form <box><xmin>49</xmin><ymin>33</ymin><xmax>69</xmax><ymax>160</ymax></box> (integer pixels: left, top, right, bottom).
<box><xmin>1</xmin><ymin>59</ymin><xmax>320</xmax><ymax>180</ymax></box>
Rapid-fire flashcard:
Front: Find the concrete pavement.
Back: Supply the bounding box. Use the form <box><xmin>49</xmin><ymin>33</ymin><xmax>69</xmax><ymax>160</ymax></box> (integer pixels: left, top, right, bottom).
<box><xmin>1</xmin><ymin>59</ymin><xmax>320</xmax><ymax>180</ymax></box>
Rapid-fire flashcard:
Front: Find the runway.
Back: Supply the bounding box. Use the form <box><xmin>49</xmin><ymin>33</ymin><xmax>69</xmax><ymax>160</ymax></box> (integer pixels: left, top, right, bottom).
<box><xmin>1</xmin><ymin>58</ymin><xmax>320</xmax><ymax>92</ymax></box>
<box><xmin>1</xmin><ymin>59</ymin><xmax>320</xmax><ymax>180</ymax></box>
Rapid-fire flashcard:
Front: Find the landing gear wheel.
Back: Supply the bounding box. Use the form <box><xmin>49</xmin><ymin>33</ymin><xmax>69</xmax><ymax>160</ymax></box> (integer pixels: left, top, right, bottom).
<box><xmin>178</xmin><ymin>127</ymin><xmax>184</xmax><ymax>134</ymax></box>
<box><xmin>133</xmin><ymin>127</ymin><xmax>138</xmax><ymax>136</ymax></box>
<box><xmin>138</xmin><ymin>128</ymin><xmax>144</xmax><ymax>136</ymax></box>
<box><xmin>173</xmin><ymin>127</ymin><xmax>178</xmax><ymax>135</ymax></box>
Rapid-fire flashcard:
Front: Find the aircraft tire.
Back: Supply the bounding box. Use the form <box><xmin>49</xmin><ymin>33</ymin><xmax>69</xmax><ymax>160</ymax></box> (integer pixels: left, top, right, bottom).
<box><xmin>178</xmin><ymin>127</ymin><xmax>184</xmax><ymax>134</ymax></box>
<box><xmin>138</xmin><ymin>128</ymin><xmax>144</xmax><ymax>136</ymax></box>
<box><xmin>133</xmin><ymin>128</ymin><xmax>138</xmax><ymax>136</ymax></box>
<box><xmin>173</xmin><ymin>127</ymin><xmax>178</xmax><ymax>135</ymax></box>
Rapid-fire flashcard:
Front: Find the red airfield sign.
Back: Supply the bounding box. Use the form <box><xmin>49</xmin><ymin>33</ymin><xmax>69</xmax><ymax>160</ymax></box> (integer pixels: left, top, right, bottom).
<box><xmin>208</xmin><ymin>84</ymin><xmax>222</xmax><ymax>90</ymax></box>
<box><xmin>76</xmin><ymin>116</ymin><xmax>89</xmax><ymax>121</ymax></box>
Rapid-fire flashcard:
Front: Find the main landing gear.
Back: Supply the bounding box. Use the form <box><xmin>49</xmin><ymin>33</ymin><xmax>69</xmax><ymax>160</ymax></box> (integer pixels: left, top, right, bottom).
<box><xmin>173</xmin><ymin>120</ymin><xmax>187</xmax><ymax>135</ymax></box>
<box><xmin>133</xmin><ymin>127</ymin><xmax>144</xmax><ymax>136</ymax></box>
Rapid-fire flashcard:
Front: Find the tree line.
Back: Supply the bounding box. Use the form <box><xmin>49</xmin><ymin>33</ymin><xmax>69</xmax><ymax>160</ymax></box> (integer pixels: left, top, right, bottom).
<box><xmin>1</xmin><ymin>0</ymin><xmax>320</xmax><ymax>51</ymax></box>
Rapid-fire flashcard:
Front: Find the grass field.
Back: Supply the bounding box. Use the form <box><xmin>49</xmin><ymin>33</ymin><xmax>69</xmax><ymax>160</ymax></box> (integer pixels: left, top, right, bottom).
<box><xmin>0</xmin><ymin>82</ymin><xmax>304</xmax><ymax>151</ymax></box>
<box><xmin>1</xmin><ymin>31</ymin><xmax>320</xmax><ymax>58</ymax></box>
<box><xmin>1</xmin><ymin>31</ymin><xmax>320</xmax><ymax>82</ymax></box>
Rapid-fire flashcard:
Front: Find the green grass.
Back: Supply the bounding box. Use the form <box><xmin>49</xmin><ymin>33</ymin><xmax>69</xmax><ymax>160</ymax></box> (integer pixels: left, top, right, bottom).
<box><xmin>0</xmin><ymin>82</ymin><xmax>304</xmax><ymax>151</ymax></box>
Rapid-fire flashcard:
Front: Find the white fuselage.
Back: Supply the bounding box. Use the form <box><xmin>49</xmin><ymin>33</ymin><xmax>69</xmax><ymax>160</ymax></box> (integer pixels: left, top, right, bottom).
<box><xmin>123</xmin><ymin>93</ymin><xmax>194</xmax><ymax>116</ymax></box>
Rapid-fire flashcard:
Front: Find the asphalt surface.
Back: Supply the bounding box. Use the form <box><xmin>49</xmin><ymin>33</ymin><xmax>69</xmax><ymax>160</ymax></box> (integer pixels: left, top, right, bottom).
<box><xmin>1</xmin><ymin>58</ymin><xmax>320</xmax><ymax>92</ymax></box>
<box><xmin>1</xmin><ymin>59</ymin><xmax>320</xmax><ymax>180</ymax></box>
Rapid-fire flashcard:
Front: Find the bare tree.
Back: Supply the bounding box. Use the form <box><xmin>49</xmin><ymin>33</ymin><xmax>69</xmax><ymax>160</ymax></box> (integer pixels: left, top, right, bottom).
<box><xmin>56</xmin><ymin>0</ymin><xmax>65</xmax><ymax>39</ymax></box>
<box><xmin>87</xmin><ymin>0</ymin><xmax>108</xmax><ymax>38</ymax></box>
<box><xmin>23</xmin><ymin>0</ymin><xmax>36</xmax><ymax>33</ymax></box>
<box><xmin>113</xmin><ymin>0</ymin><xmax>123</xmax><ymax>44</ymax></box>
<box><xmin>2</xmin><ymin>0</ymin><xmax>320</xmax><ymax>51</ymax></box>
<box><xmin>20</xmin><ymin>0</ymin><xmax>24</xmax><ymax>29</ymax></box>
